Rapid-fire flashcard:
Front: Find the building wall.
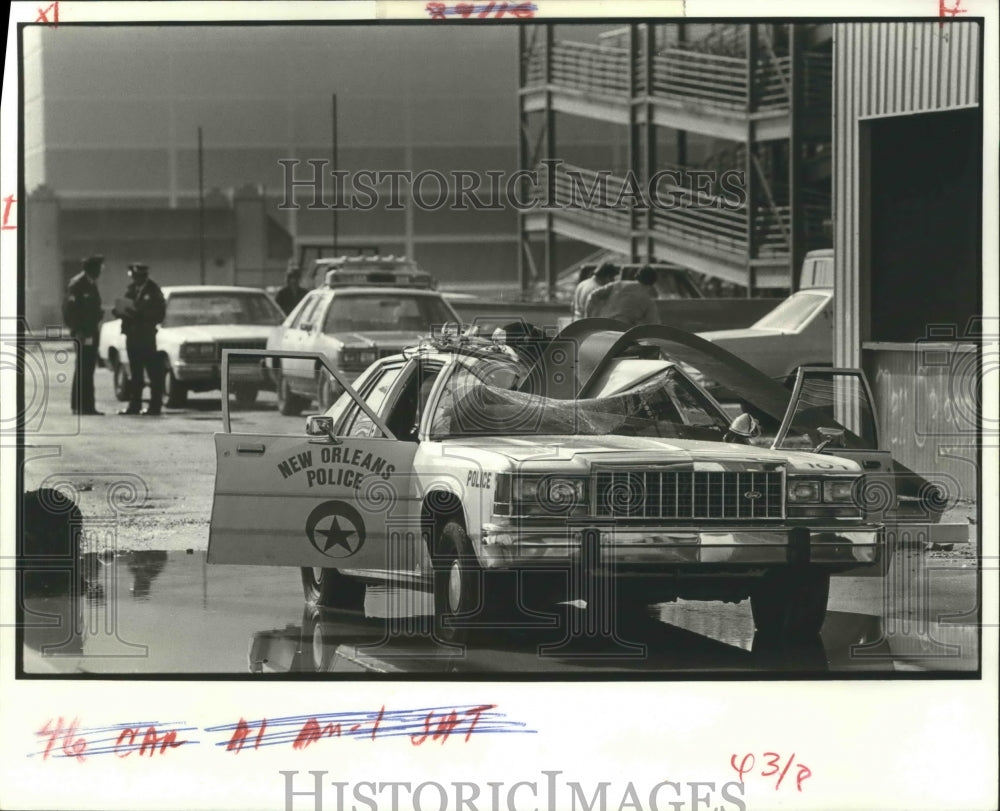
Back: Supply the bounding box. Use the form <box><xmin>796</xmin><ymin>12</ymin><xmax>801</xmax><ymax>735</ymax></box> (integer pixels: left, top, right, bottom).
<box><xmin>832</xmin><ymin>21</ymin><xmax>980</xmax><ymax>367</ymax></box>
<box><xmin>832</xmin><ymin>21</ymin><xmax>981</xmax><ymax>500</ymax></box>
<box><xmin>24</xmin><ymin>25</ymin><xmax>614</xmax><ymax>289</ymax></box>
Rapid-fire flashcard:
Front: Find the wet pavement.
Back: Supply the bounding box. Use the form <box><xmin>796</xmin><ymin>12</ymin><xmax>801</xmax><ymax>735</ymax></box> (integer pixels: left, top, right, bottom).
<box><xmin>20</xmin><ymin>548</ymin><xmax>979</xmax><ymax>676</ymax></box>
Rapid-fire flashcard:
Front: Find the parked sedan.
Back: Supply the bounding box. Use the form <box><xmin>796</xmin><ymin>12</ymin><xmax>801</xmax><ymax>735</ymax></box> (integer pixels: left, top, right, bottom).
<box><xmin>98</xmin><ymin>285</ymin><xmax>285</xmax><ymax>407</ymax></box>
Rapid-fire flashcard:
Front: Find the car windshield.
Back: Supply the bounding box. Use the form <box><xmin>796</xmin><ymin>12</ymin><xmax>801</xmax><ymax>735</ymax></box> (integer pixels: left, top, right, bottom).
<box><xmin>324</xmin><ymin>294</ymin><xmax>456</xmax><ymax>333</ymax></box>
<box><xmin>162</xmin><ymin>292</ymin><xmax>284</xmax><ymax>327</ymax></box>
<box><xmin>754</xmin><ymin>291</ymin><xmax>829</xmax><ymax>331</ymax></box>
<box><xmin>430</xmin><ymin>366</ymin><xmax>729</xmax><ymax>440</ymax></box>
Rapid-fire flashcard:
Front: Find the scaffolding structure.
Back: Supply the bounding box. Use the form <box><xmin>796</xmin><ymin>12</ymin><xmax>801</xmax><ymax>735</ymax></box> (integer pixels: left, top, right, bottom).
<box><xmin>517</xmin><ymin>22</ymin><xmax>833</xmax><ymax>298</ymax></box>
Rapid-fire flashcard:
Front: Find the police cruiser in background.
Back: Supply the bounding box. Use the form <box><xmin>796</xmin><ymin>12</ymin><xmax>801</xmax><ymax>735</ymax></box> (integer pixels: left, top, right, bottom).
<box><xmin>265</xmin><ymin>257</ymin><xmax>461</xmax><ymax>415</ymax></box>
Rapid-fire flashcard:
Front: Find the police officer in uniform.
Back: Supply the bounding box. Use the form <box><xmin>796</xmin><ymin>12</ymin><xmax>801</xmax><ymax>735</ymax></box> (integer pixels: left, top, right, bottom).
<box><xmin>63</xmin><ymin>254</ymin><xmax>105</xmax><ymax>415</ymax></box>
<box><xmin>113</xmin><ymin>263</ymin><xmax>166</xmax><ymax>415</ymax></box>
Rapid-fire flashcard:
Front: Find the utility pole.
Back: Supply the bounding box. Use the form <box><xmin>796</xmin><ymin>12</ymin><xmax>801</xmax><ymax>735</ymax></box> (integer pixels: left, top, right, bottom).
<box><xmin>332</xmin><ymin>93</ymin><xmax>338</xmax><ymax>255</ymax></box>
<box><xmin>198</xmin><ymin>126</ymin><xmax>206</xmax><ymax>285</ymax></box>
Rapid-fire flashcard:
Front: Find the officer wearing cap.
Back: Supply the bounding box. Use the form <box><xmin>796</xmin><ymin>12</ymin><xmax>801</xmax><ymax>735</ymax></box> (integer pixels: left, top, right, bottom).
<box><xmin>112</xmin><ymin>263</ymin><xmax>166</xmax><ymax>415</ymax></box>
<box><xmin>64</xmin><ymin>255</ymin><xmax>105</xmax><ymax>415</ymax></box>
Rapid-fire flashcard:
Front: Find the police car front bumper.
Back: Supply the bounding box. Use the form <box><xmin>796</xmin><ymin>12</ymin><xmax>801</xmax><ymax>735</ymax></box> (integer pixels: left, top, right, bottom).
<box><xmin>477</xmin><ymin>524</ymin><xmax>884</xmax><ymax>570</ymax></box>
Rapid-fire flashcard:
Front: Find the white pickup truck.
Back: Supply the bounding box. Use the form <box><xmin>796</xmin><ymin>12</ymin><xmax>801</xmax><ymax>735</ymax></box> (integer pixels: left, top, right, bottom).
<box><xmin>98</xmin><ymin>285</ymin><xmax>285</xmax><ymax>407</ymax></box>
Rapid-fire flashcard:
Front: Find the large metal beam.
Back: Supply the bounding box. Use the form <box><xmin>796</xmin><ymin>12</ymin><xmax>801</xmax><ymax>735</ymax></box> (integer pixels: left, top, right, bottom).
<box><xmin>788</xmin><ymin>23</ymin><xmax>805</xmax><ymax>291</ymax></box>
<box><xmin>543</xmin><ymin>23</ymin><xmax>556</xmax><ymax>300</ymax></box>
<box><xmin>745</xmin><ymin>23</ymin><xmax>758</xmax><ymax>297</ymax></box>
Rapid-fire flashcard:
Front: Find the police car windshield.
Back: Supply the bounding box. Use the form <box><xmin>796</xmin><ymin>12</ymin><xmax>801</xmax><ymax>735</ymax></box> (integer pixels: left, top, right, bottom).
<box><xmin>162</xmin><ymin>293</ymin><xmax>284</xmax><ymax>327</ymax></box>
<box><xmin>430</xmin><ymin>367</ymin><xmax>728</xmax><ymax>440</ymax></box>
<box><xmin>323</xmin><ymin>293</ymin><xmax>454</xmax><ymax>333</ymax></box>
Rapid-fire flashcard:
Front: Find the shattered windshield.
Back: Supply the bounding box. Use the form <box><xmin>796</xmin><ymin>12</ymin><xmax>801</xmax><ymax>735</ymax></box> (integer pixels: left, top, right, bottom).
<box><xmin>430</xmin><ymin>366</ymin><xmax>729</xmax><ymax>440</ymax></box>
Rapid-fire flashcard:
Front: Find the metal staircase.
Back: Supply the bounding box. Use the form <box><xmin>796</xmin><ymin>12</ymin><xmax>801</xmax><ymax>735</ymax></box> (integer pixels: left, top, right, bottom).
<box><xmin>517</xmin><ymin>22</ymin><xmax>832</xmax><ymax>296</ymax></box>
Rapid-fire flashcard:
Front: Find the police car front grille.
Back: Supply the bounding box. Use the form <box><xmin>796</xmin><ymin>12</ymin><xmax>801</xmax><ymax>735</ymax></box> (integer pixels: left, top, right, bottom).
<box><xmin>593</xmin><ymin>469</ymin><xmax>784</xmax><ymax>521</ymax></box>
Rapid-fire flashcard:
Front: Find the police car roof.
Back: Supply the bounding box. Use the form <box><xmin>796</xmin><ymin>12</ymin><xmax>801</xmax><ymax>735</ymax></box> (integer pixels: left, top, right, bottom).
<box><xmin>314</xmin><ymin>286</ymin><xmax>443</xmax><ymax>296</ymax></box>
<box><xmin>163</xmin><ymin>285</ymin><xmax>271</xmax><ymax>295</ymax></box>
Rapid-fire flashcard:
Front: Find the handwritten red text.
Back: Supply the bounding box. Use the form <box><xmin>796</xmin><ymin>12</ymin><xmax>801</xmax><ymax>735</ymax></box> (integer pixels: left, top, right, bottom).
<box><xmin>730</xmin><ymin>752</ymin><xmax>812</xmax><ymax>792</ymax></box>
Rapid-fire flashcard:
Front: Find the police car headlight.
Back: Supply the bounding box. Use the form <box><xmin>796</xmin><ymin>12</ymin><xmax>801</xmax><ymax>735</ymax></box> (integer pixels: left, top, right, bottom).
<box><xmin>180</xmin><ymin>342</ymin><xmax>216</xmax><ymax>361</ymax></box>
<box><xmin>787</xmin><ymin>479</ymin><xmax>821</xmax><ymax>503</ymax></box>
<box><xmin>823</xmin><ymin>479</ymin><xmax>858</xmax><ymax>503</ymax></box>
<box><xmin>505</xmin><ymin>475</ymin><xmax>588</xmax><ymax>514</ymax></box>
<box><xmin>342</xmin><ymin>348</ymin><xmax>378</xmax><ymax>366</ymax></box>
<box><xmin>544</xmin><ymin>477</ymin><xmax>586</xmax><ymax>508</ymax></box>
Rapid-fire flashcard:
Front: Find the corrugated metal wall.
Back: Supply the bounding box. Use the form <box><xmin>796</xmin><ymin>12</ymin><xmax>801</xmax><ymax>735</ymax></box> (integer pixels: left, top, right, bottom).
<box><xmin>832</xmin><ymin>21</ymin><xmax>980</xmax><ymax>367</ymax></box>
<box><xmin>832</xmin><ymin>21</ymin><xmax>981</xmax><ymax>499</ymax></box>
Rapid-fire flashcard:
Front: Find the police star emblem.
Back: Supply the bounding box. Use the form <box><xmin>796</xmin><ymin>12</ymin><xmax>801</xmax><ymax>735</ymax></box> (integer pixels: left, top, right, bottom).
<box><xmin>304</xmin><ymin>500</ymin><xmax>367</xmax><ymax>558</ymax></box>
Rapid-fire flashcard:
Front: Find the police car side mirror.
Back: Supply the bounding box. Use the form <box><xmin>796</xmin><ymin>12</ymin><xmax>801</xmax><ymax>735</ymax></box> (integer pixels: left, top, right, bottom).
<box><xmin>305</xmin><ymin>415</ymin><xmax>340</xmax><ymax>444</ymax></box>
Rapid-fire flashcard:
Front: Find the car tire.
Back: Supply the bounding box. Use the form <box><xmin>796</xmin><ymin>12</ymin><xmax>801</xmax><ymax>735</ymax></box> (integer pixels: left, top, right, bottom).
<box><xmin>317</xmin><ymin>374</ymin><xmax>339</xmax><ymax>412</ymax></box>
<box><xmin>300</xmin><ymin>567</ymin><xmax>366</xmax><ymax>610</ymax></box>
<box><xmin>112</xmin><ymin>359</ymin><xmax>131</xmax><ymax>402</ymax></box>
<box><xmin>232</xmin><ymin>383</ymin><xmax>259</xmax><ymax>408</ymax></box>
<box><xmin>164</xmin><ymin>366</ymin><xmax>188</xmax><ymax>408</ymax></box>
<box><xmin>432</xmin><ymin>520</ymin><xmax>488</xmax><ymax>643</ymax></box>
<box><xmin>277</xmin><ymin>375</ymin><xmax>304</xmax><ymax>417</ymax></box>
<box><xmin>750</xmin><ymin>568</ymin><xmax>830</xmax><ymax>641</ymax></box>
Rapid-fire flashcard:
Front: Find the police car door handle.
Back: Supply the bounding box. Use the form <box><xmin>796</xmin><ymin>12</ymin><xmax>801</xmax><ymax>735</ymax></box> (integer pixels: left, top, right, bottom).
<box><xmin>237</xmin><ymin>443</ymin><xmax>266</xmax><ymax>455</ymax></box>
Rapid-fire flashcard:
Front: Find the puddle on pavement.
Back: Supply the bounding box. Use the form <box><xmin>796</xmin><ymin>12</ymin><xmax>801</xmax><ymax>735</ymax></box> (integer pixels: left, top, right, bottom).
<box><xmin>19</xmin><ymin>551</ymin><xmax>980</xmax><ymax>676</ymax></box>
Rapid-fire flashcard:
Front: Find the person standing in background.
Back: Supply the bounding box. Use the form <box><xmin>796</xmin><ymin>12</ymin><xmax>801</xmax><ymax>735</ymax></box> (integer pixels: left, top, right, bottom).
<box><xmin>63</xmin><ymin>254</ymin><xmax>105</xmax><ymax>415</ymax></box>
<box><xmin>585</xmin><ymin>264</ymin><xmax>661</xmax><ymax>328</ymax></box>
<box><xmin>113</xmin><ymin>263</ymin><xmax>166</xmax><ymax>416</ymax></box>
<box><xmin>572</xmin><ymin>262</ymin><xmax>618</xmax><ymax>320</ymax></box>
<box><xmin>275</xmin><ymin>267</ymin><xmax>307</xmax><ymax>315</ymax></box>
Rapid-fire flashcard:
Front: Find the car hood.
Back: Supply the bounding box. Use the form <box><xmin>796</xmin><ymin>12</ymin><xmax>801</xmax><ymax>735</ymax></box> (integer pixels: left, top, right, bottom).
<box><xmin>540</xmin><ymin>319</ymin><xmax>796</xmax><ymax>424</ymax></box>
<box><xmin>160</xmin><ymin>324</ymin><xmax>279</xmax><ymax>342</ymax></box>
<box><xmin>442</xmin><ymin>435</ymin><xmax>861</xmax><ymax>474</ymax></box>
<box><xmin>324</xmin><ymin>330</ymin><xmax>428</xmax><ymax>348</ymax></box>
<box><xmin>698</xmin><ymin>327</ymin><xmax>780</xmax><ymax>341</ymax></box>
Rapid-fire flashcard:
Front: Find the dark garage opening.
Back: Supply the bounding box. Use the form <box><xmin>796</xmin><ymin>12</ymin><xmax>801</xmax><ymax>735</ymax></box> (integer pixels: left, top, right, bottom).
<box><xmin>865</xmin><ymin>108</ymin><xmax>982</xmax><ymax>341</ymax></box>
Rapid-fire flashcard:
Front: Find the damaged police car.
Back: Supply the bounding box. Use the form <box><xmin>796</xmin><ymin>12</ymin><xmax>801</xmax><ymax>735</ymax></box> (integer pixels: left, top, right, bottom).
<box><xmin>208</xmin><ymin>320</ymin><xmax>887</xmax><ymax>642</ymax></box>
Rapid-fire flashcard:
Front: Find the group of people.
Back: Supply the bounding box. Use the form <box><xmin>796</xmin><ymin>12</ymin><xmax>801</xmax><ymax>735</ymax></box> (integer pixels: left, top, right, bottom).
<box><xmin>63</xmin><ymin>255</ymin><xmax>166</xmax><ymax>416</ymax></box>
<box><xmin>572</xmin><ymin>262</ymin><xmax>661</xmax><ymax>328</ymax></box>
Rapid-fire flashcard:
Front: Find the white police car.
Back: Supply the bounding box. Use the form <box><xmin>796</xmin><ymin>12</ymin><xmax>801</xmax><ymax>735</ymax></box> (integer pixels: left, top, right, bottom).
<box><xmin>265</xmin><ymin>257</ymin><xmax>461</xmax><ymax>415</ymax></box>
<box><xmin>209</xmin><ymin>321</ymin><xmax>888</xmax><ymax>643</ymax></box>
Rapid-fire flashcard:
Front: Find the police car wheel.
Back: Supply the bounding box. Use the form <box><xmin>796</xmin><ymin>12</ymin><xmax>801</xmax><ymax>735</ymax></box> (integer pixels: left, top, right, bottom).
<box><xmin>300</xmin><ymin>567</ymin><xmax>365</xmax><ymax>610</ymax></box>
<box><xmin>277</xmin><ymin>376</ymin><xmax>303</xmax><ymax>416</ymax></box>
<box><xmin>164</xmin><ymin>367</ymin><xmax>187</xmax><ymax>407</ymax></box>
<box><xmin>432</xmin><ymin>520</ymin><xmax>483</xmax><ymax>642</ymax></box>
<box><xmin>232</xmin><ymin>383</ymin><xmax>258</xmax><ymax>407</ymax></box>
<box><xmin>750</xmin><ymin>568</ymin><xmax>829</xmax><ymax>641</ymax></box>
<box><xmin>112</xmin><ymin>361</ymin><xmax>131</xmax><ymax>402</ymax></box>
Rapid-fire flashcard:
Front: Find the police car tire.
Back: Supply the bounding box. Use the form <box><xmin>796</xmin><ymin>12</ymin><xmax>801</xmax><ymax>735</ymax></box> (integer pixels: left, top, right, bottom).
<box><xmin>112</xmin><ymin>361</ymin><xmax>131</xmax><ymax>402</ymax></box>
<box><xmin>432</xmin><ymin>520</ymin><xmax>484</xmax><ymax>642</ymax></box>
<box><xmin>164</xmin><ymin>367</ymin><xmax>187</xmax><ymax>407</ymax></box>
<box><xmin>232</xmin><ymin>383</ymin><xmax>259</xmax><ymax>407</ymax></box>
<box><xmin>300</xmin><ymin>567</ymin><xmax>365</xmax><ymax>610</ymax></box>
<box><xmin>750</xmin><ymin>568</ymin><xmax>830</xmax><ymax>641</ymax></box>
<box><xmin>277</xmin><ymin>376</ymin><xmax>304</xmax><ymax>417</ymax></box>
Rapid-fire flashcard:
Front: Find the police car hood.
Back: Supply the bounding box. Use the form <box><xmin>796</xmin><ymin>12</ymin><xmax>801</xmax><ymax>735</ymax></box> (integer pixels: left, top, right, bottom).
<box><xmin>160</xmin><ymin>323</ymin><xmax>280</xmax><ymax>342</ymax></box>
<box><xmin>324</xmin><ymin>330</ymin><xmax>427</xmax><ymax>348</ymax></box>
<box><xmin>443</xmin><ymin>435</ymin><xmax>860</xmax><ymax>474</ymax></box>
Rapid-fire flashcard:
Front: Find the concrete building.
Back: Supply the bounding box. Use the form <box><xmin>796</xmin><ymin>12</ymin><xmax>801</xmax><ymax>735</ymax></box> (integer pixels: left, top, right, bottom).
<box><xmin>22</xmin><ymin>24</ymin><xmax>607</xmax><ymax>327</ymax></box>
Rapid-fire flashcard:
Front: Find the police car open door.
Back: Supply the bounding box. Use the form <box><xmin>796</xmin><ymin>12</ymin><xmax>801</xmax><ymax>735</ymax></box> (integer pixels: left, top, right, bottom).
<box><xmin>208</xmin><ymin>350</ymin><xmax>418</xmax><ymax>573</ymax></box>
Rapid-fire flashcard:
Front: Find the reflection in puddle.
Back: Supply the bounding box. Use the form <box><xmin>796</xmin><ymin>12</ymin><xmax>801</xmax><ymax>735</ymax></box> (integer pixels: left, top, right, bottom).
<box><xmin>20</xmin><ymin>551</ymin><xmax>980</xmax><ymax>676</ymax></box>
